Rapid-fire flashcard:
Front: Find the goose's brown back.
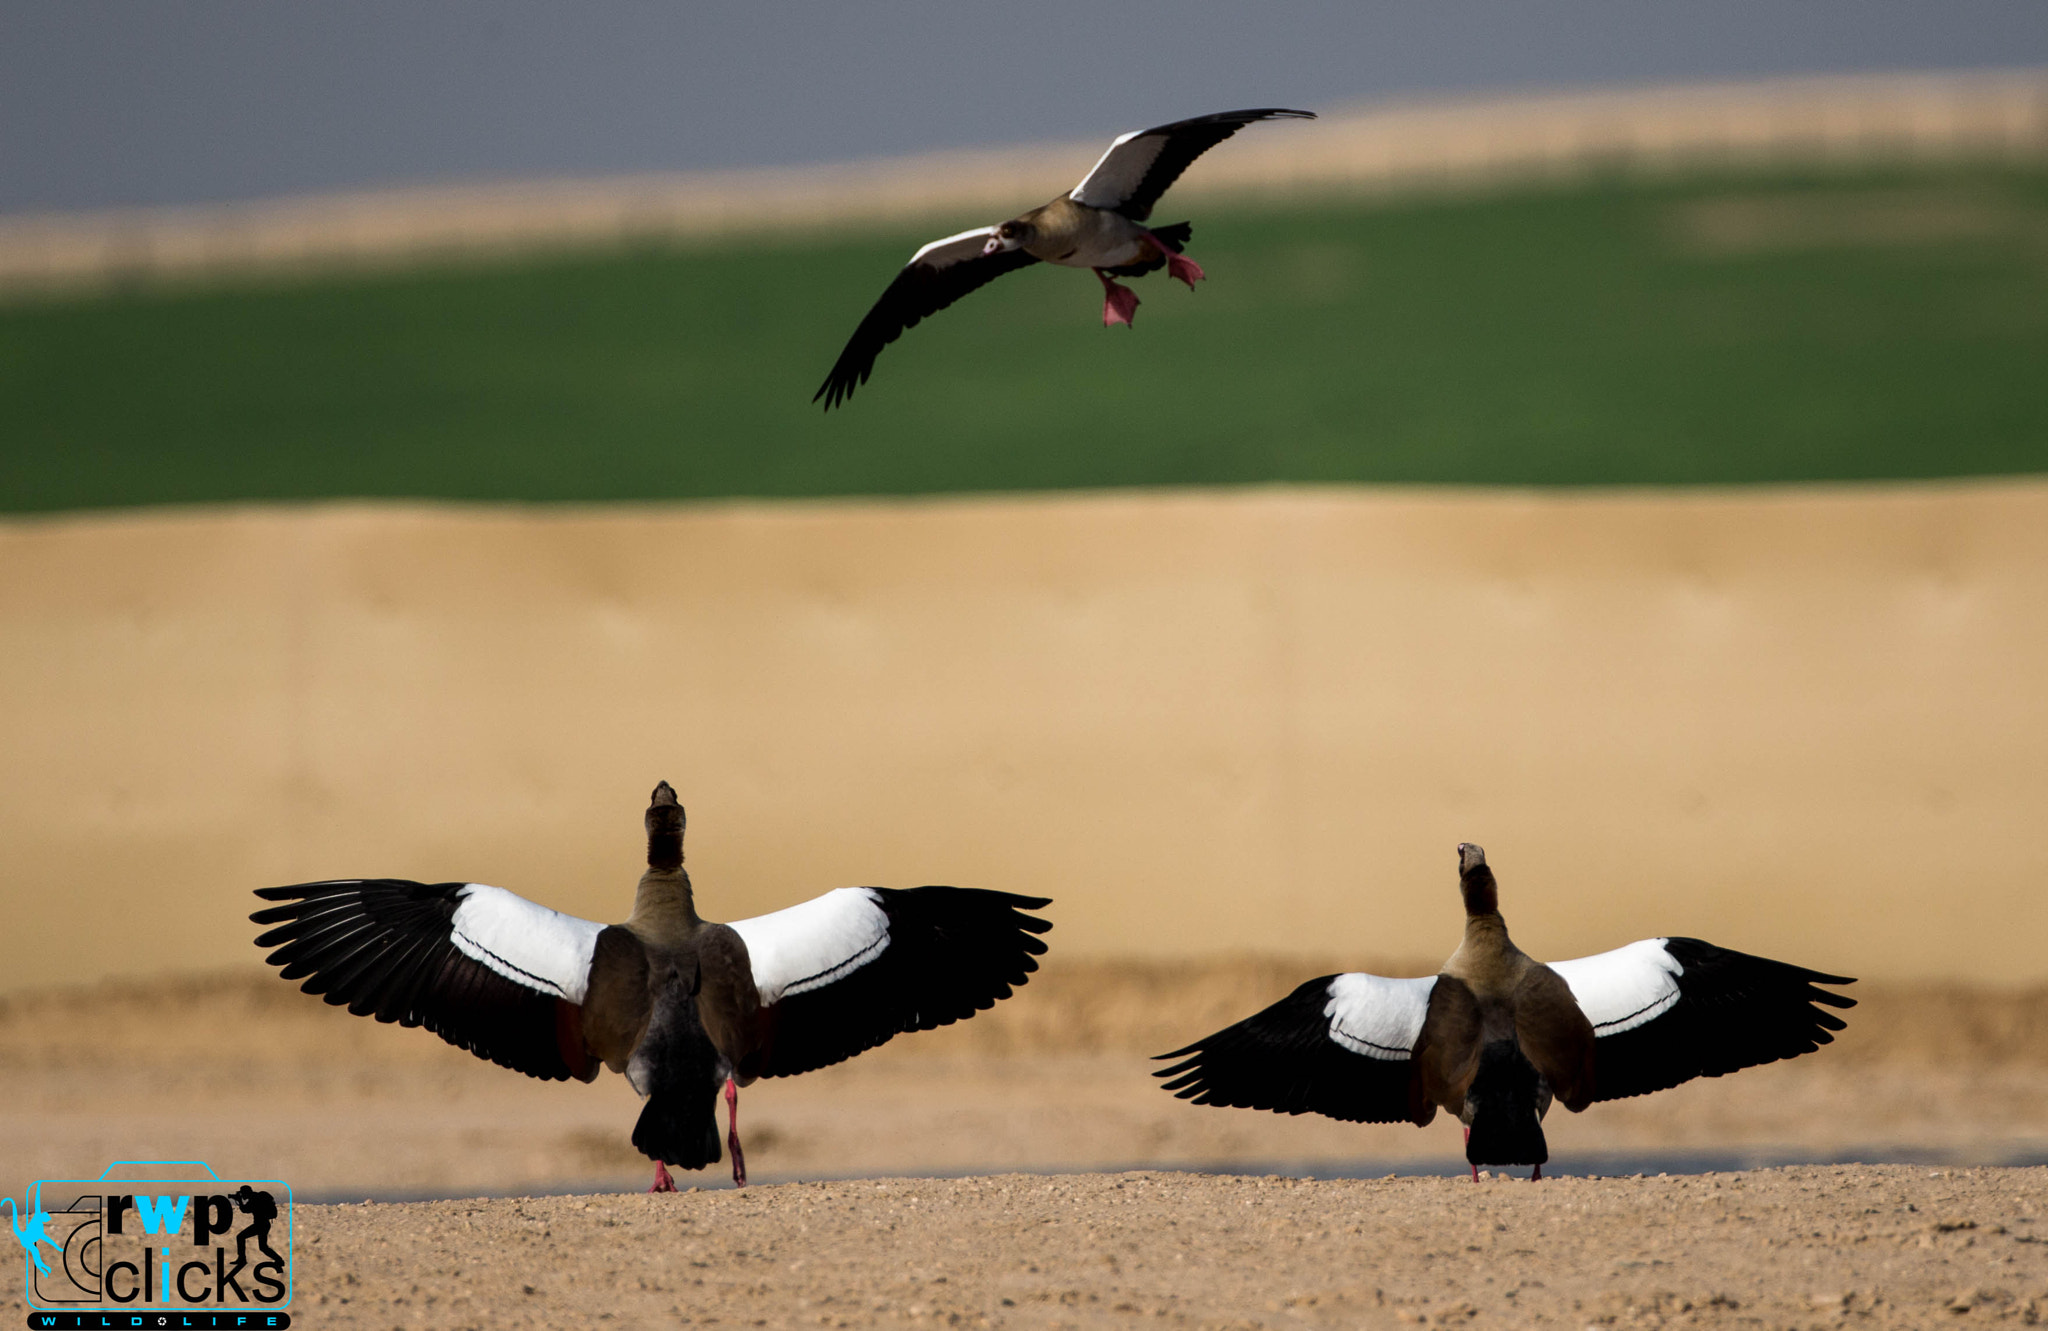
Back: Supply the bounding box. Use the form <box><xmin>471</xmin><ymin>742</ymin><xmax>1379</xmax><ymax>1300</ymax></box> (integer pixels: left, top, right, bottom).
<box><xmin>1411</xmin><ymin>844</ymin><xmax>1595</xmax><ymax>1120</ymax></box>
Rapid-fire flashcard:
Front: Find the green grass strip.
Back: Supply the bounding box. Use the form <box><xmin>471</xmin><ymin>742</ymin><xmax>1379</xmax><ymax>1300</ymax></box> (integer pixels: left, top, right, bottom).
<box><xmin>4</xmin><ymin>161</ymin><xmax>2046</xmax><ymax>511</ymax></box>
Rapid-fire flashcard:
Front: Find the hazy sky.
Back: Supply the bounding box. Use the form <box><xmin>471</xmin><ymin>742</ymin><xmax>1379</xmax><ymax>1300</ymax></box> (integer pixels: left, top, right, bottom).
<box><xmin>7</xmin><ymin>1</ymin><xmax>2046</xmax><ymax>213</ymax></box>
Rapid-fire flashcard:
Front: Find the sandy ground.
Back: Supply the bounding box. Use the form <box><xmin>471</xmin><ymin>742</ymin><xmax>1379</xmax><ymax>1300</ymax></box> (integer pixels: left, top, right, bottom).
<box><xmin>8</xmin><ymin>1166</ymin><xmax>2048</xmax><ymax>1328</ymax></box>
<box><xmin>6</xmin><ymin>968</ymin><xmax>2048</xmax><ymax>1327</ymax></box>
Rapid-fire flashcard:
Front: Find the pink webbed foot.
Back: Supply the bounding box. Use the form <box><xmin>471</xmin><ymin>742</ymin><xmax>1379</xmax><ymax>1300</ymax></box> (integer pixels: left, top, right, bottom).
<box><xmin>1095</xmin><ymin>270</ymin><xmax>1140</xmax><ymax>327</ymax></box>
<box><xmin>1147</xmin><ymin>234</ymin><xmax>1206</xmax><ymax>289</ymax></box>
<box><xmin>725</xmin><ymin>1077</ymin><xmax>747</xmax><ymax>1189</ymax></box>
<box><xmin>648</xmin><ymin>1161</ymin><xmax>677</xmax><ymax>1193</ymax></box>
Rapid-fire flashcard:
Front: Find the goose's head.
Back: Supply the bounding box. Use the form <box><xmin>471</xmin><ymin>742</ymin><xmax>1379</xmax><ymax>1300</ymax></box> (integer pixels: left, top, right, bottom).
<box><xmin>1455</xmin><ymin>842</ymin><xmax>1497</xmax><ymax>916</ymax></box>
<box><xmin>981</xmin><ymin>219</ymin><xmax>1033</xmax><ymax>255</ymax></box>
<box><xmin>646</xmin><ymin>780</ymin><xmax>685</xmax><ymax>871</ymax></box>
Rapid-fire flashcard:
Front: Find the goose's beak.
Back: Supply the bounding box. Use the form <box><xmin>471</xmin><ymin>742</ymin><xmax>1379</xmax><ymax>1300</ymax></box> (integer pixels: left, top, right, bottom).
<box><xmin>982</xmin><ymin>236</ymin><xmax>1004</xmax><ymax>256</ymax></box>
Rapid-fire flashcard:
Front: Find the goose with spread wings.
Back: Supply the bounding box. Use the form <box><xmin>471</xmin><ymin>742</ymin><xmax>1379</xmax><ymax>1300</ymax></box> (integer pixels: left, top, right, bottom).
<box><xmin>250</xmin><ymin>782</ymin><xmax>1051</xmax><ymax>1189</ymax></box>
<box><xmin>1157</xmin><ymin>843</ymin><xmax>1854</xmax><ymax>1179</ymax></box>
<box><xmin>814</xmin><ymin>107</ymin><xmax>1315</xmax><ymax>409</ymax></box>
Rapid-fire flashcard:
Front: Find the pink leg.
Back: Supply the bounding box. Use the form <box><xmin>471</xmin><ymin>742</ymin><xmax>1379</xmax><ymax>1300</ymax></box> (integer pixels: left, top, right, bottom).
<box><xmin>1095</xmin><ymin>269</ymin><xmax>1140</xmax><ymax>327</ymax></box>
<box><xmin>1464</xmin><ymin>1128</ymin><xmax>1477</xmax><ymax>1182</ymax></box>
<box><xmin>647</xmin><ymin>1161</ymin><xmax>676</xmax><ymax>1193</ymax></box>
<box><xmin>1146</xmin><ymin>233</ymin><xmax>1206</xmax><ymax>289</ymax></box>
<box><xmin>725</xmin><ymin>1077</ymin><xmax>747</xmax><ymax>1189</ymax></box>
<box><xmin>1531</xmin><ymin>1163</ymin><xmax>1543</xmax><ymax>1182</ymax></box>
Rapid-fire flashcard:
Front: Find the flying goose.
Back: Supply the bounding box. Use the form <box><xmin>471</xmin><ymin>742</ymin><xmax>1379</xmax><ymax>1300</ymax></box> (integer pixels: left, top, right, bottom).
<box><xmin>1156</xmin><ymin>843</ymin><xmax>1854</xmax><ymax>1179</ymax></box>
<box><xmin>814</xmin><ymin>107</ymin><xmax>1316</xmax><ymax>409</ymax></box>
<box><xmin>250</xmin><ymin>782</ymin><xmax>1051</xmax><ymax>1190</ymax></box>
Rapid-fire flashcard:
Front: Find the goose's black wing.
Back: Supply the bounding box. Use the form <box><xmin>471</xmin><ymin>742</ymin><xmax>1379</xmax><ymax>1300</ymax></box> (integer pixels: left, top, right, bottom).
<box><xmin>1549</xmin><ymin>937</ymin><xmax>1857</xmax><ymax>1103</ymax></box>
<box><xmin>815</xmin><ymin>228</ymin><xmax>1040</xmax><ymax>409</ymax></box>
<box><xmin>1154</xmin><ymin>971</ymin><xmax>1437</xmax><ymax>1124</ymax></box>
<box><xmin>727</xmin><ymin>886</ymin><xmax>1051</xmax><ymax>1076</ymax></box>
<box><xmin>250</xmin><ymin>878</ymin><xmax>606</xmax><ymax>1082</ymax></box>
<box><xmin>1069</xmin><ymin>108</ymin><xmax>1316</xmax><ymax>221</ymax></box>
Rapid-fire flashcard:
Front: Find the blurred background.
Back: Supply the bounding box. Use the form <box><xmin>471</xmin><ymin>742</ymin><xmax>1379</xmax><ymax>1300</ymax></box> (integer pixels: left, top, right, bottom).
<box><xmin>3</xmin><ymin>3</ymin><xmax>2046</xmax><ymax>1199</ymax></box>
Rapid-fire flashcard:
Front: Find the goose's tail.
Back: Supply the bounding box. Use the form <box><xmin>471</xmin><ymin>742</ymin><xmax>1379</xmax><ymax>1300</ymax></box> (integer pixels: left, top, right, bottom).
<box><xmin>626</xmin><ymin>966</ymin><xmax>725</xmax><ymax>1170</ymax></box>
<box><xmin>1463</xmin><ymin>1039</ymin><xmax>1548</xmax><ymax>1166</ymax></box>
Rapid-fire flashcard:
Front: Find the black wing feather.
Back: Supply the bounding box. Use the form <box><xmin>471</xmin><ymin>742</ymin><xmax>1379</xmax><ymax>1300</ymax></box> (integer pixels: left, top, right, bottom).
<box><xmin>250</xmin><ymin>878</ymin><xmax>580</xmax><ymax>1082</ymax></box>
<box><xmin>1153</xmin><ymin>975</ymin><xmax>1419</xmax><ymax>1124</ymax></box>
<box><xmin>815</xmin><ymin>247</ymin><xmax>1040</xmax><ymax>409</ymax></box>
<box><xmin>1590</xmin><ymin>937</ymin><xmax>1856</xmax><ymax>1103</ymax></box>
<box><xmin>1109</xmin><ymin>108</ymin><xmax>1316</xmax><ymax>221</ymax></box>
<box><xmin>750</xmin><ymin>887</ymin><xmax>1052</xmax><ymax>1077</ymax></box>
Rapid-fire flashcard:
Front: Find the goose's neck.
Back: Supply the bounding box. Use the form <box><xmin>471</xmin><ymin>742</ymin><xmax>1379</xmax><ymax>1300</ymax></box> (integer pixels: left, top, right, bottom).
<box><xmin>1459</xmin><ymin>864</ymin><xmax>1499</xmax><ymax>917</ymax></box>
<box><xmin>629</xmin><ymin>868</ymin><xmax>701</xmax><ymax>944</ymax></box>
<box><xmin>1442</xmin><ymin>912</ymin><xmax>1526</xmax><ymax>993</ymax></box>
<box><xmin>1444</xmin><ymin>862</ymin><xmax>1520</xmax><ymax>982</ymax></box>
<box><xmin>1458</xmin><ymin>910</ymin><xmax>1511</xmax><ymax>947</ymax></box>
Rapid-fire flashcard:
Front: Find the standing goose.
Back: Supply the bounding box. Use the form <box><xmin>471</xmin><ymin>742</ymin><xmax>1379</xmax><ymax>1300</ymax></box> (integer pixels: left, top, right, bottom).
<box><xmin>251</xmin><ymin>782</ymin><xmax>1051</xmax><ymax>1189</ymax></box>
<box><xmin>1156</xmin><ymin>843</ymin><xmax>1854</xmax><ymax>1179</ymax></box>
<box><xmin>814</xmin><ymin>107</ymin><xmax>1316</xmax><ymax>409</ymax></box>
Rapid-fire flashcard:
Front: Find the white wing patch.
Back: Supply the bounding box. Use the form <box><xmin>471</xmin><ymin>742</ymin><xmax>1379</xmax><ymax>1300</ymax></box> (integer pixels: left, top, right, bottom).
<box><xmin>448</xmin><ymin>884</ymin><xmax>603</xmax><ymax>1004</ymax></box>
<box><xmin>1324</xmin><ymin>973</ymin><xmax>1436</xmax><ymax>1061</ymax></box>
<box><xmin>1070</xmin><ymin>129</ymin><xmax>1165</xmax><ymax>209</ymax></box>
<box><xmin>909</xmin><ymin>227</ymin><xmax>999</xmax><ymax>268</ymax></box>
<box><xmin>729</xmin><ymin>887</ymin><xmax>891</xmax><ymax>1005</ymax></box>
<box><xmin>1550</xmin><ymin>939</ymin><xmax>1683</xmax><ymax>1035</ymax></box>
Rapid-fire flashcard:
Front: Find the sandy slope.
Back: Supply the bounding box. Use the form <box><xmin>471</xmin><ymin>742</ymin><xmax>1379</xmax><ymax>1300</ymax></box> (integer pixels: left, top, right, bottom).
<box><xmin>8</xmin><ymin>484</ymin><xmax>2048</xmax><ymax>995</ymax></box>
<box><xmin>9</xmin><ymin>1167</ymin><xmax>2047</xmax><ymax>1329</ymax></box>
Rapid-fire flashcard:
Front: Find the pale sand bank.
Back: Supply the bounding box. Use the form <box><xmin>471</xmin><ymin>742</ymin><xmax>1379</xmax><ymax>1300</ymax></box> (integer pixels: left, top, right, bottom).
<box><xmin>4</xmin><ymin>481</ymin><xmax>2046</xmax><ymax>991</ymax></box>
<box><xmin>3</xmin><ymin>70</ymin><xmax>2044</xmax><ymax>294</ymax></box>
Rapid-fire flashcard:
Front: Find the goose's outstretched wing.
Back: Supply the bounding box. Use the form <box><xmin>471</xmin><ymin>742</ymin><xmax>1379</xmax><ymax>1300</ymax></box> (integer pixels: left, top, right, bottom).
<box><xmin>815</xmin><ymin>228</ymin><xmax>1041</xmax><ymax>409</ymax></box>
<box><xmin>1549</xmin><ymin>937</ymin><xmax>1856</xmax><ymax>1103</ymax></box>
<box><xmin>728</xmin><ymin>885</ymin><xmax>1051</xmax><ymax>1076</ymax></box>
<box><xmin>250</xmin><ymin>878</ymin><xmax>606</xmax><ymax>1082</ymax></box>
<box><xmin>1154</xmin><ymin>972</ymin><xmax>1438</xmax><ymax>1124</ymax></box>
<box><xmin>1070</xmin><ymin>107</ymin><xmax>1315</xmax><ymax>221</ymax></box>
